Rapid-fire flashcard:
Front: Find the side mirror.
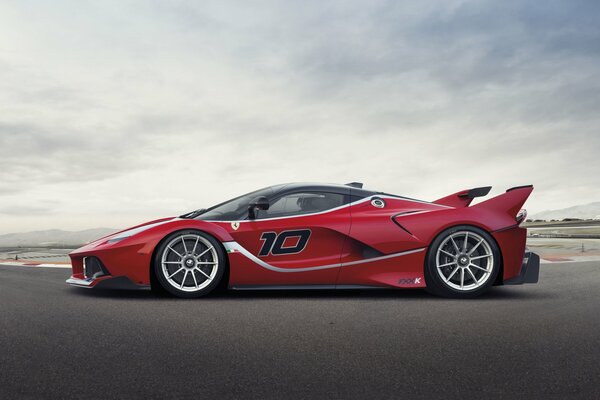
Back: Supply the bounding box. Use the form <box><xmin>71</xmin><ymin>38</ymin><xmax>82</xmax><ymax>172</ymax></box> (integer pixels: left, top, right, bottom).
<box><xmin>248</xmin><ymin>196</ymin><xmax>269</xmax><ymax>219</ymax></box>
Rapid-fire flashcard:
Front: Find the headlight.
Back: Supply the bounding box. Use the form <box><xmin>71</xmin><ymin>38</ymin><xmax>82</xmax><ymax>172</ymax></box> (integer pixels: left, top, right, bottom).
<box><xmin>106</xmin><ymin>232</ymin><xmax>133</xmax><ymax>243</ymax></box>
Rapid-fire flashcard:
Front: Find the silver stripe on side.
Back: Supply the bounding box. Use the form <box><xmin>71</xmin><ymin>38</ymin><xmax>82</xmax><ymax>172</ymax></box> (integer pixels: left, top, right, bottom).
<box><xmin>393</xmin><ymin>210</ymin><xmax>432</xmax><ymax>218</ymax></box>
<box><xmin>223</xmin><ymin>241</ymin><xmax>426</xmax><ymax>273</ymax></box>
<box><xmin>339</xmin><ymin>248</ymin><xmax>425</xmax><ymax>267</ymax></box>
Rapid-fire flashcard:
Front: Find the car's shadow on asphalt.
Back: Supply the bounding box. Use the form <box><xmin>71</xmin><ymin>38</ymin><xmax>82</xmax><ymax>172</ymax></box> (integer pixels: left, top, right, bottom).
<box><xmin>213</xmin><ymin>287</ymin><xmax>555</xmax><ymax>301</ymax></box>
<box><xmin>66</xmin><ymin>285</ymin><xmax>555</xmax><ymax>302</ymax></box>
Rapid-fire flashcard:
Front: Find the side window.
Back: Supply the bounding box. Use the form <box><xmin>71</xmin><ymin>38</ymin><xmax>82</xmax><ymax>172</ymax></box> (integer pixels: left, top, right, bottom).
<box><xmin>257</xmin><ymin>192</ymin><xmax>345</xmax><ymax>219</ymax></box>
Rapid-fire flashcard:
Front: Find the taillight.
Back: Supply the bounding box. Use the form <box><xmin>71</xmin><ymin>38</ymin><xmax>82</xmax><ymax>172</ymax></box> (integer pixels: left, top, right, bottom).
<box><xmin>516</xmin><ymin>209</ymin><xmax>527</xmax><ymax>225</ymax></box>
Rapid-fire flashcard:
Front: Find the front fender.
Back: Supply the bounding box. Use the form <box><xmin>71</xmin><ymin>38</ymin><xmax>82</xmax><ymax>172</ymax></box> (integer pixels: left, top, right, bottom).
<box><xmin>69</xmin><ymin>219</ymin><xmax>233</xmax><ymax>285</ymax></box>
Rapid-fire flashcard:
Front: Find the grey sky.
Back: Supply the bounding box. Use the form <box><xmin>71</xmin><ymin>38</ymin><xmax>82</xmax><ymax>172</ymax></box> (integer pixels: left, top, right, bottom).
<box><xmin>1</xmin><ymin>0</ymin><xmax>599</xmax><ymax>234</ymax></box>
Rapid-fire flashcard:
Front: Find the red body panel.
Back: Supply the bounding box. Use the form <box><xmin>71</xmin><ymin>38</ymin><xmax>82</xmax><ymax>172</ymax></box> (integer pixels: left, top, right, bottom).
<box><xmin>69</xmin><ymin>219</ymin><xmax>234</xmax><ymax>285</ymax></box>
<box><xmin>492</xmin><ymin>227</ymin><xmax>528</xmax><ymax>280</ymax></box>
<box><xmin>68</xmin><ymin>185</ymin><xmax>534</xmax><ymax>290</ymax></box>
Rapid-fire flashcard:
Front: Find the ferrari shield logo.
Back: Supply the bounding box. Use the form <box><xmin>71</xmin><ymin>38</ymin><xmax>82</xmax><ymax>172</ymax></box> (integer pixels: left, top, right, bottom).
<box><xmin>231</xmin><ymin>222</ymin><xmax>240</xmax><ymax>231</ymax></box>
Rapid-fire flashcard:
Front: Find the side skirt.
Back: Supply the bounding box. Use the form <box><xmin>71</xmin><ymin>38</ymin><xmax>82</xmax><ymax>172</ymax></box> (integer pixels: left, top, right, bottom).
<box><xmin>229</xmin><ymin>284</ymin><xmax>392</xmax><ymax>291</ymax></box>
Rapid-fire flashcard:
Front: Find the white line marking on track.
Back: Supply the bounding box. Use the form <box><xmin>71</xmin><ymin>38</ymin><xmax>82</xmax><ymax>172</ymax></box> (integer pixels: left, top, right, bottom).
<box><xmin>0</xmin><ymin>262</ymin><xmax>71</xmax><ymax>269</ymax></box>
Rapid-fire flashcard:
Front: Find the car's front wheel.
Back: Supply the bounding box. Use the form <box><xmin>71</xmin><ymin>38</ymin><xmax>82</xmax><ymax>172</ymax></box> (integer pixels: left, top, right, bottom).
<box><xmin>425</xmin><ymin>225</ymin><xmax>500</xmax><ymax>298</ymax></box>
<box><xmin>154</xmin><ymin>230</ymin><xmax>225</xmax><ymax>298</ymax></box>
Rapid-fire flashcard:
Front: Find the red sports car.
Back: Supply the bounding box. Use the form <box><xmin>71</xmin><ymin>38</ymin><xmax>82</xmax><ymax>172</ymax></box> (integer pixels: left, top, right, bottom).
<box><xmin>66</xmin><ymin>182</ymin><xmax>539</xmax><ymax>298</ymax></box>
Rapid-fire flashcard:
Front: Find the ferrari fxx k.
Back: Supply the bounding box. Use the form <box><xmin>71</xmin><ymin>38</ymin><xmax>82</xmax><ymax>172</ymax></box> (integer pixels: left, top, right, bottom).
<box><xmin>67</xmin><ymin>182</ymin><xmax>539</xmax><ymax>298</ymax></box>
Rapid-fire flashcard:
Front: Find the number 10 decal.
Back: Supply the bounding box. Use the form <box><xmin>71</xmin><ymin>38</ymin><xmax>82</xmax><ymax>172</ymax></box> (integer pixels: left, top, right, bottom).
<box><xmin>259</xmin><ymin>229</ymin><xmax>311</xmax><ymax>256</ymax></box>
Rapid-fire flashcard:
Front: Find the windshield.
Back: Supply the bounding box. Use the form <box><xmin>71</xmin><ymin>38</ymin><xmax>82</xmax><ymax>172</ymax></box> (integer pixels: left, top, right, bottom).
<box><xmin>196</xmin><ymin>186</ymin><xmax>276</xmax><ymax>221</ymax></box>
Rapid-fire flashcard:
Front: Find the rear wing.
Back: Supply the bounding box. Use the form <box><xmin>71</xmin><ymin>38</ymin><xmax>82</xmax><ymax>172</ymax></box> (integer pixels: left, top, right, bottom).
<box><xmin>473</xmin><ymin>185</ymin><xmax>534</xmax><ymax>219</ymax></box>
<box><xmin>433</xmin><ymin>186</ymin><xmax>492</xmax><ymax>208</ymax></box>
<box><xmin>433</xmin><ymin>185</ymin><xmax>534</xmax><ymax>219</ymax></box>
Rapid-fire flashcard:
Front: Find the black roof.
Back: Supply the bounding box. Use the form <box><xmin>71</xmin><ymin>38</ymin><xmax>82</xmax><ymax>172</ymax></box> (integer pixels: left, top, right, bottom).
<box><xmin>271</xmin><ymin>182</ymin><xmax>377</xmax><ymax>198</ymax></box>
<box><xmin>268</xmin><ymin>182</ymin><xmax>429</xmax><ymax>204</ymax></box>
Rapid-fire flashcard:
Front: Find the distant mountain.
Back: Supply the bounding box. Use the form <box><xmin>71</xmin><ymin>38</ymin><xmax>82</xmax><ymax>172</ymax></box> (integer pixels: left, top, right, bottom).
<box><xmin>0</xmin><ymin>228</ymin><xmax>118</xmax><ymax>247</ymax></box>
<box><xmin>530</xmin><ymin>202</ymin><xmax>600</xmax><ymax>221</ymax></box>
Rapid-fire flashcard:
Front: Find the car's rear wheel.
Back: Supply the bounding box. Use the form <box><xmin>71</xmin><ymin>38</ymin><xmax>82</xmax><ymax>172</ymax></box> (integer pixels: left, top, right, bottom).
<box><xmin>425</xmin><ymin>225</ymin><xmax>500</xmax><ymax>298</ymax></box>
<box><xmin>154</xmin><ymin>230</ymin><xmax>225</xmax><ymax>298</ymax></box>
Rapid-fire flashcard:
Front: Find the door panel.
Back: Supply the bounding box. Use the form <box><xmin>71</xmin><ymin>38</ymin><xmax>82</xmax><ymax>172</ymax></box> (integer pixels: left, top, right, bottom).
<box><xmin>228</xmin><ymin>208</ymin><xmax>350</xmax><ymax>284</ymax></box>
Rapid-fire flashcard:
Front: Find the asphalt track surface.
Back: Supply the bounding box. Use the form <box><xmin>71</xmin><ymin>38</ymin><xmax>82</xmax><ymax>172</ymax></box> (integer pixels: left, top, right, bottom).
<box><xmin>1</xmin><ymin>263</ymin><xmax>599</xmax><ymax>400</ymax></box>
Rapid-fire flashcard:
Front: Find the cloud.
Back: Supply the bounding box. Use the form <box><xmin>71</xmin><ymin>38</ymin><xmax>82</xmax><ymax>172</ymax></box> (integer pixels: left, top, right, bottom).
<box><xmin>0</xmin><ymin>0</ymin><xmax>599</xmax><ymax>233</ymax></box>
<box><xmin>0</xmin><ymin>204</ymin><xmax>55</xmax><ymax>216</ymax></box>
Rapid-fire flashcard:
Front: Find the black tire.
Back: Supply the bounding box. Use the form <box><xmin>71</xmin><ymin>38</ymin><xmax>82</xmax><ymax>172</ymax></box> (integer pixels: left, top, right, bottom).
<box><xmin>425</xmin><ymin>225</ymin><xmax>500</xmax><ymax>298</ymax></box>
<box><xmin>153</xmin><ymin>230</ymin><xmax>226</xmax><ymax>298</ymax></box>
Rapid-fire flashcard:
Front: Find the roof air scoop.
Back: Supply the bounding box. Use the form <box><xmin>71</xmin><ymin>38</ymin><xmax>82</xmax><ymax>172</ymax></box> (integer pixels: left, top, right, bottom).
<box><xmin>345</xmin><ymin>182</ymin><xmax>363</xmax><ymax>188</ymax></box>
